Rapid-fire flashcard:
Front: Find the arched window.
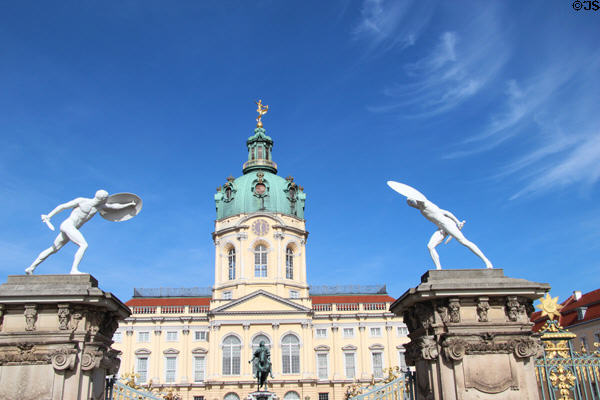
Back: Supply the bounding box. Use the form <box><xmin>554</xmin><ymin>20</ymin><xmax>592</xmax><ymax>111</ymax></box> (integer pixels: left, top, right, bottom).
<box><xmin>222</xmin><ymin>336</ymin><xmax>241</xmax><ymax>375</ymax></box>
<box><xmin>285</xmin><ymin>248</ymin><xmax>294</xmax><ymax>279</ymax></box>
<box><xmin>284</xmin><ymin>392</ymin><xmax>300</xmax><ymax>400</ymax></box>
<box><xmin>224</xmin><ymin>393</ymin><xmax>240</xmax><ymax>400</ymax></box>
<box><xmin>257</xmin><ymin>146</ymin><xmax>264</xmax><ymax>159</ymax></box>
<box><xmin>281</xmin><ymin>334</ymin><xmax>300</xmax><ymax>374</ymax></box>
<box><xmin>255</xmin><ymin>245</ymin><xmax>267</xmax><ymax>277</ymax></box>
<box><xmin>251</xmin><ymin>334</ymin><xmax>271</xmax><ymax>375</ymax></box>
<box><xmin>228</xmin><ymin>248</ymin><xmax>236</xmax><ymax>280</ymax></box>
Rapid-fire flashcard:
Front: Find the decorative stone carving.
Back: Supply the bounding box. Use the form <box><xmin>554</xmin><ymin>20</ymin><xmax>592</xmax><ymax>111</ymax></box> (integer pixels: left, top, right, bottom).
<box><xmin>70</xmin><ymin>311</ymin><xmax>83</xmax><ymax>331</ymax></box>
<box><xmin>81</xmin><ymin>348</ymin><xmax>104</xmax><ymax>371</ymax></box>
<box><xmin>57</xmin><ymin>304</ymin><xmax>70</xmax><ymax>330</ymax></box>
<box><xmin>512</xmin><ymin>337</ymin><xmax>542</xmax><ymax>359</ymax></box>
<box><xmin>85</xmin><ymin>310</ymin><xmax>103</xmax><ymax>335</ymax></box>
<box><xmin>414</xmin><ymin>302</ymin><xmax>434</xmax><ymax>330</ymax></box>
<box><xmin>50</xmin><ymin>347</ymin><xmax>78</xmax><ymax>371</ymax></box>
<box><xmin>406</xmin><ymin>335</ymin><xmax>438</xmax><ymax>364</ymax></box>
<box><xmin>448</xmin><ymin>298</ymin><xmax>460</xmax><ymax>323</ymax></box>
<box><xmin>442</xmin><ymin>337</ymin><xmax>467</xmax><ymax>361</ymax></box>
<box><xmin>24</xmin><ymin>305</ymin><xmax>37</xmax><ymax>331</ymax></box>
<box><xmin>506</xmin><ymin>296</ymin><xmax>520</xmax><ymax>322</ymax></box>
<box><xmin>477</xmin><ymin>297</ymin><xmax>490</xmax><ymax>322</ymax></box>
<box><xmin>435</xmin><ymin>302</ymin><xmax>450</xmax><ymax>324</ymax></box>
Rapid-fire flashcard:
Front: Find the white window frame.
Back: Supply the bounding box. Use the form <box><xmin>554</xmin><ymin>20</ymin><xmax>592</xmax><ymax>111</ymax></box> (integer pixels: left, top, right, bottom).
<box><xmin>316</xmin><ymin>352</ymin><xmax>329</xmax><ymax>380</ymax></box>
<box><xmin>281</xmin><ymin>334</ymin><xmax>300</xmax><ymax>374</ymax></box>
<box><xmin>290</xmin><ymin>290</ymin><xmax>299</xmax><ymax>299</ymax></box>
<box><xmin>343</xmin><ymin>351</ymin><xmax>356</xmax><ymax>379</ymax></box>
<box><xmin>228</xmin><ymin>248</ymin><xmax>236</xmax><ymax>280</ymax></box>
<box><xmin>193</xmin><ymin>355</ymin><xmax>206</xmax><ymax>383</ymax></box>
<box><xmin>137</xmin><ymin>331</ymin><xmax>150</xmax><ymax>343</ymax></box>
<box><xmin>371</xmin><ymin>351</ymin><xmax>384</xmax><ymax>379</ymax></box>
<box><xmin>223</xmin><ymin>291</ymin><xmax>232</xmax><ymax>300</ymax></box>
<box><xmin>136</xmin><ymin>356</ymin><xmax>149</xmax><ymax>383</ymax></box>
<box><xmin>222</xmin><ymin>335</ymin><xmax>241</xmax><ymax>376</ymax></box>
<box><xmin>397</xmin><ymin>326</ymin><xmax>408</xmax><ymax>336</ymax></box>
<box><xmin>370</xmin><ymin>327</ymin><xmax>382</xmax><ymax>337</ymax></box>
<box><xmin>194</xmin><ymin>330</ymin><xmax>208</xmax><ymax>341</ymax></box>
<box><xmin>343</xmin><ymin>327</ymin><xmax>354</xmax><ymax>338</ymax></box>
<box><xmin>166</xmin><ymin>331</ymin><xmax>178</xmax><ymax>342</ymax></box>
<box><xmin>315</xmin><ymin>328</ymin><xmax>328</xmax><ymax>338</ymax></box>
<box><xmin>254</xmin><ymin>245</ymin><xmax>268</xmax><ymax>278</ymax></box>
<box><xmin>285</xmin><ymin>247</ymin><xmax>294</xmax><ymax>279</ymax></box>
<box><xmin>113</xmin><ymin>331</ymin><xmax>123</xmax><ymax>343</ymax></box>
<box><xmin>164</xmin><ymin>355</ymin><xmax>177</xmax><ymax>383</ymax></box>
<box><xmin>398</xmin><ymin>351</ymin><xmax>407</xmax><ymax>370</ymax></box>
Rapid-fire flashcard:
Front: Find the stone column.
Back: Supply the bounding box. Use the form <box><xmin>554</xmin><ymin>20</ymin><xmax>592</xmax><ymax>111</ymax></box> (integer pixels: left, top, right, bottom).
<box><xmin>390</xmin><ymin>269</ymin><xmax>549</xmax><ymax>400</ymax></box>
<box><xmin>0</xmin><ymin>274</ymin><xmax>130</xmax><ymax>400</ymax></box>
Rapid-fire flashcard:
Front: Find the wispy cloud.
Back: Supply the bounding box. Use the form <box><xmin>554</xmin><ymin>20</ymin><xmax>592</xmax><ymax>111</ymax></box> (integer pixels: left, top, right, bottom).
<box><xmin>352</xmin><ymin>0</ymin><xmax>433</xmax><ymax>54</ymax></box>
<box><xmin>368</xmin><ymin>8</ymin><xmax>509</xmax><ymax>117</ymax></box>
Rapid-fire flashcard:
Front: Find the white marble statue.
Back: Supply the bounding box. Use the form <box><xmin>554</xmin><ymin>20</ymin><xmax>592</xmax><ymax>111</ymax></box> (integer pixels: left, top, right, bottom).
<box><xmin>26</xmin><ymin>190</ymin><xmax>142</xmax><ymax>275</ymax></box>
<box><xmin>387</xmin><ymin>181</ymin><xmax>493</xmax><ymax>270</ymax></box>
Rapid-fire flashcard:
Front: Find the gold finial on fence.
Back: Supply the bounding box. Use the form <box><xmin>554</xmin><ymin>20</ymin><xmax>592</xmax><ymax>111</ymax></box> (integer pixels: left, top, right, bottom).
<box><xmin>537</xmin><ymin>293</ymin><xmax>563</xmax><ymax>320</ymax></box>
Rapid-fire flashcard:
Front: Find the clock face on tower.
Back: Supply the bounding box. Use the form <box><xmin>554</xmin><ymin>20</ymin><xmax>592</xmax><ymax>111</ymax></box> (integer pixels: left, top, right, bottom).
<box><xmin>252</xmin><ymin>219</ymin><xmax>269</xmax><ymax>236</ymax></box>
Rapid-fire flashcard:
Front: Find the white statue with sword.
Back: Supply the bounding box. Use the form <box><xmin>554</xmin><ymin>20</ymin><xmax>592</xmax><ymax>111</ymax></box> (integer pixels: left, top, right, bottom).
<box><xmin>387</xmin><ymin>181</ymin><xmax>493</xmax><ymax>270</ymax></box>
<box><xmin>26</xmin><ymin>190</ymin><xmax>142</xmax><ymax>275</ymax></box>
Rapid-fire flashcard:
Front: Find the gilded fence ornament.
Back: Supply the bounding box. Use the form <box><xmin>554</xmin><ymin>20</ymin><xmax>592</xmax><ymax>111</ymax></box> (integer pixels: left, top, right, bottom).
<box><xmin>537</xmin><ymin>293</ymin><xmax>564</xmax><ymax>320</ymax></box>
<box><xmin>549</xmin><ymin>365</ymin><xmax>576</xmax><ymax>400</ymax></box>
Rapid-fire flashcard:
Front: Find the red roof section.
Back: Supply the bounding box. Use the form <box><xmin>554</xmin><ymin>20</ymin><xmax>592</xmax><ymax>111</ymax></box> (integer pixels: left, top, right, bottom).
<box><xmin>310</xmin><ymin>294</ymin><xmax>395</xmax><ymax>304</ymax></box>
<box><xmin>531</xmin><ymin>288</ymin><xmax>600</xmax><ymax>331</ymax></box>
<box><xmin>126</xmin><ymin>298</ymin><xmax>211</xmax><ymax>307</ymax></box>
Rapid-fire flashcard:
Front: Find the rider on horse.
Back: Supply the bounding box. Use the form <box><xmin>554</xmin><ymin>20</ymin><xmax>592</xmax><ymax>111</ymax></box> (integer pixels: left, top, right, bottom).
<box><xmin>249</xmin><ymin>341</ymin><xmax>274</xmax><ymax>391</ymax></box>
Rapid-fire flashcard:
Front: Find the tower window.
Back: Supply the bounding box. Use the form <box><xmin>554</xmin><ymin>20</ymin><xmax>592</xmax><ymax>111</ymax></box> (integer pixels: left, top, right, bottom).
<box><xmin>228</xmin><ymin>248</ymin><xmax>236</xmax><ymax>280</ymax></box>
<box><xmin>257</xmin><ymin>146</ymin><xmax>263</xmax><ymax>159</ymax></box>
<box><xmin>255</xmin><ymin>245</ymin><xmax>267</xmax><ymax>277</ymax></box>
<box><xmin>285</xmin><ymin>248</ymin><xmax>294</xmax><ymax>279</ymax></box>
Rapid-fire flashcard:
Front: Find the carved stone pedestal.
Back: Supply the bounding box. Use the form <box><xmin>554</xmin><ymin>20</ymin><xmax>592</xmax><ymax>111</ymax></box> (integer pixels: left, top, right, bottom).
<box><xmin>0</xmin><ymin>274</ymin><xmax>130</xmax><ymax>400</ymax></box>
<box><xmin>390</xmin><ymin>269</ymin><xmax>549</xmax><ymax>400</ymax></box>
<box><xmin>247</xmin><ymin>391</ymin><xmax>278</xmax><ymax>400</ymax></box>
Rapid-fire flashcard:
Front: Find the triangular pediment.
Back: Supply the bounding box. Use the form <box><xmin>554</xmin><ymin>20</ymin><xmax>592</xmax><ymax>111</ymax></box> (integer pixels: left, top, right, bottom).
<box><xmin>211</xmin><ymin>290</ymin><xmax>311</xmax><ymax>314</ymax></box>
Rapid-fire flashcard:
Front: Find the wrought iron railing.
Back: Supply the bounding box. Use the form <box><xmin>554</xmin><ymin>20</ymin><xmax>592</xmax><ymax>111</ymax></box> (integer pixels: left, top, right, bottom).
<box><xmin>107</xmin><ymin>378</ymin><xmax>162</xmax><ymax>400</ymax></box>
<box><xmin>535</xmin><ymin>319</ymin><xmax>600</xmax><ymax>400</ymax></box>
<box><xmin>347</xmin><ymin>373</ymin><xmax>415</xmax><ymax>400</ymax></box>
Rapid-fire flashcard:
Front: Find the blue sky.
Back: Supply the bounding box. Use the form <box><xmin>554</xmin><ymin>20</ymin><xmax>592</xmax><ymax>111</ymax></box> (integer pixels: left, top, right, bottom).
<box><xmin>1</xmin><ymin>1</ymin><xmax>598</xmax><ymax>303</ymax></box>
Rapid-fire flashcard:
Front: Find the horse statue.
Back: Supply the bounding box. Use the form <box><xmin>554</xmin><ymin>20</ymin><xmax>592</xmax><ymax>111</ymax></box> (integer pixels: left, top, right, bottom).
<box><xmin>249</xmin><ymin>341</ymin><xmax>274</xmax><ymax>391</ymax></box>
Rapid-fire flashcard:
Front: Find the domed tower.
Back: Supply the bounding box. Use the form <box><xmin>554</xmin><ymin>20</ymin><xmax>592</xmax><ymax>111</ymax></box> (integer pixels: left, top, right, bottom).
<box><xmin>212</xmin><ymin>101</ymin><xmax>308</xmax><ymax>305</ymax></box>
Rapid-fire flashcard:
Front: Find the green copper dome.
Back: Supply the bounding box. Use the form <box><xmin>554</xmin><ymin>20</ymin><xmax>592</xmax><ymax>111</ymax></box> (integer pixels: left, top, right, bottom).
<box><xmin>215</xmin><ymin>127</ymin><xmax>306</xmax><ymax>220</ymax></box>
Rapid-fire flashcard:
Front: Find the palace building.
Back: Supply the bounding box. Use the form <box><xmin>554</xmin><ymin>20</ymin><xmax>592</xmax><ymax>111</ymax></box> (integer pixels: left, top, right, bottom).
<box><xmin>112</xmin><ymin>109</ymin><xmax>409</xmax><ymax>400</ymax></box>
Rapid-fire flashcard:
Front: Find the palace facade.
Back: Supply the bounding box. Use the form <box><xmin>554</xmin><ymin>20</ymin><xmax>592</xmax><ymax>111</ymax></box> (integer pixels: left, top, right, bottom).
<box><xmin>113</xmin><ymin>116</ymin><xmax>408</xmax><ymax>400</ymax></box>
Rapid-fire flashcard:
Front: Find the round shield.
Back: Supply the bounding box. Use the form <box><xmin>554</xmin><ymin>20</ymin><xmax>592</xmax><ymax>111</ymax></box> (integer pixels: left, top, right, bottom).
<box><xmin>386</xmin><ymin>181</ymin><xmax>428</xmax><ymax>202</ymax></box>
<box><xmin>99</xmin><ymin>193</ymin><xmax>143</xmax><ymax>222</ymax></box>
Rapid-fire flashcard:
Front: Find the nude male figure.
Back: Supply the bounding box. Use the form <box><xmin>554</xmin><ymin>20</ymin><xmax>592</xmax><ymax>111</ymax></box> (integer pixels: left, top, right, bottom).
<box><xmin>26</xmin><ymin>190</ymin><xmax>136</xmax><ymax>275</ymax></box>
<box><xmin>407</xmin><ymin>198</ymin><xmax>493</xmax><ymax>269</ymax></box>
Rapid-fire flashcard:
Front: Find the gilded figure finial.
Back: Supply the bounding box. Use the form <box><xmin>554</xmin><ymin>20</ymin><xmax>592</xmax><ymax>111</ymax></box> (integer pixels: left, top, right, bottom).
<box><xmin>537</xmin><ymin>293</ymin><xmax>564</xmax><ymax>321</ymax></box>
<box><xmin>255</xmin><ymin>99</ymin><xmax>269</xmax><ymax>128</ymax></box>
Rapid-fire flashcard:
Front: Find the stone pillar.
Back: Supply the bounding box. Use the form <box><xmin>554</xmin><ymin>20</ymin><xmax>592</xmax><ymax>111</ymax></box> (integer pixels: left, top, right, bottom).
<box><xmin>390</xmin><ymin>269</ymin><xmax>549</xmax><ymax>400</ymax></box>
<box><xmin>0</xmin><ymin>274</ymin><xmax>130</xmax><ymax>400</ymax></box>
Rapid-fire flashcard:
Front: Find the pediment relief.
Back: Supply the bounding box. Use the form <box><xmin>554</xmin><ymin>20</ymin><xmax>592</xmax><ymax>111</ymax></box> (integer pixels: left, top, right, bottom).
<box><xmin>314</xmin><ymin>345</ymin><xmax>330</xmax><ymax>352</ymax></box>
<box><xmin>135</xmin><ymin>348</ymin><xmax>151</xmax><ymax>355</ymax></box>
<box><xmin>211</xmin><ymin>290</ymin><xmax>311</xmax><ymax>314</ymax></box>
<box><xmin>163</xmin><ymin>348</ymin><xmax>180</xmax><ymax>355</ymax></box>
<box><xmin>369</xmin><ymin>344</ymin><xmax>385</xmax><ymax>350</ymax></box>
<box><xmin>342</xmin><ymin>345</ymin><xmax>358</xmax><ymax>351</ymax></box>
<box><xmin>191</xmin><ymin>347</ymin><xmax>208</xmax><ymax>354</ymax></box>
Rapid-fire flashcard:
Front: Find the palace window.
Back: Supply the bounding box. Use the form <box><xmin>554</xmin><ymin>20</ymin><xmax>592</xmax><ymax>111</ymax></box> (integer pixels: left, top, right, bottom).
<box><xmin>222</xmin><ymin>336</ymin><xmax>241</xmax><ymax>375</ymax></box>
<box><xmin>166</xmin><ymin>331</ymin><xmax>178</xmax><ymax>342</ymax></box>
<box><xmin>398</xmin><ymin>351</ymin><xmax>407</xmax><ymax>370</ymax></box>
<box><xmin>370</xmin><ymin>327</ymin><xmax>382</xmax><ymax>337</ymax></box>
<box><xmin>284</xmin><ymin>392</ymin><xmax>300</xmax><ymax>400</ymax></box>
<box><xmin>372</xmin><ymin>352</ymin><xmax>383</xmax><ymax>378</ymax></box>
<box><xmin>113</xmin><ymin>331</ymin><xmax>122</xmax><ymax>343</ymax></box>
<box><xmin>251</xmin><ymin>334</ymin><xmax>271</xmax><ymax>375</ymax></box>
<box><xmin>281</xmin><ymin>334</ymin><xmax>300</xmax><ymax>374</ymax></box>
<box><xmin>343</xmin><ymin>328</ymin><xmax>354</xmax><ymax>338</ymax></box>
<box><xmin>138</xmin><ymin>331</ymin><xmax>150</xmax><ymax>343</ymax></box>
<box><xmin>136</xmin><ymin>356</ymin><xmax>148</xmax><ymax>383</ymax></box>
<box><xmin>344</xmin><ymin>352</ymin><xmax>356</xmax><ymax>379</ymax></box>
<box><xmin>397</xmin><ymin>326</ymin><xmax>408</xmax><ymax>336</ymax></box>
<box><xmin>223</xmin><ymin>291</ymin><xmax>232</xmax><ymax>300</ymax></box>
<box><xmin>254</xmin><ymin>245</ymin><xmax>267</xmax><ymax>277</ymax></box>
<box><xmin>315</xmin><ymin>328</ymin><xmax>327</xmax><ymax>338</ymax></box>
<box><xmin>224</xmin><ymin>393</ymin><xmax>240</xmax><ymax>400</ymax></box>
<box><xmin>290</xmin><ymin>290</ymin><xmax>299</xmax><ymax>299</ymax></box>
<box><xmin>194</xmin><ymin>331</ymin><xmax>208</xmax><ymax>341</ymax></box>
<box><xmin>165</xmin><ymin>356</ymin><xmax>177</xmax><ymax>383</ymax></box>
<box><xmin>317</xmin><ymin>353</ymin><xmax>328</xmax><ymax>379</ymax></box>
<box><xmin>285</xmin><ymin>248</ymin><xmax>294</xmax><ymax>279</ymax></box>
<box><xmin>318</xmin><ymin>393</ymin><xmax>329</xmax><ymax>400</ymax></box>
<box><xmin>228</xmin><ymin>248</ymin><xmax>236</xmax><ymax>280</ymax></box>
<box><xmin>194</xmin><ymin>355</ymin><xmax>206</xmax><ymax>382</ymax></box>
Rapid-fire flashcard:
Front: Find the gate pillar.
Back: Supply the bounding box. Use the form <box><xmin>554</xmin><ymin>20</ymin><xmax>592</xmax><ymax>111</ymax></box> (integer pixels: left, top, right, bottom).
<box><xmin>0</xmin><ymin>274</ymin><xmax>130</xmax><ymax>400</ymax></box>
<box><xmin>390</xmin><ymin>269</ymin><xmax>549</xmax><ymax>400</ymax></box>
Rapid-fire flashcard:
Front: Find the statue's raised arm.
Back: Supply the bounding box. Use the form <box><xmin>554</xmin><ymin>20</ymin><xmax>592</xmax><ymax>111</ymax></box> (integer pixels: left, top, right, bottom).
<box><xmin>387</xmin><ymin>181</ymin><xmax>492</xmax><ymax>270</ymax></box>
<box><xmin>26</xmin><ymin>190</ymin><xmax>142</xmax><ymax>275</ymax></box>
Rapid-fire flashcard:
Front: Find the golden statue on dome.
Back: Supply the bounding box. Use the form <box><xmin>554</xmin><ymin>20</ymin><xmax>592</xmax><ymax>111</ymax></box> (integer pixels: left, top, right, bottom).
<box><xmin>255</xmin><ymin>99</ymin><xmax>269</xmax><ymax>128</ymax></box>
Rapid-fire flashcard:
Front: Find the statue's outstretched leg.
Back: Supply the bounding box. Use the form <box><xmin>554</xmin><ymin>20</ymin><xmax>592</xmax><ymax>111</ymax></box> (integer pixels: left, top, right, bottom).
<box><xmin>445</xmin><ymin>225</ymin><xmax>493</xmax><ymax>269</ymax></box>
<box><xmin>427</xmin><ymin>230</ymin><xmax>445</xmax><ymax>270</ymax></box>
<box><xmin>25</xmin><ymin>233</ymin><xmax>68</xmax><ymax>275</ymax></box>
<box><xmin>61</xmin><ymin>224</ymin><xmax>88</xmax><ymax>274</ymax></box>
